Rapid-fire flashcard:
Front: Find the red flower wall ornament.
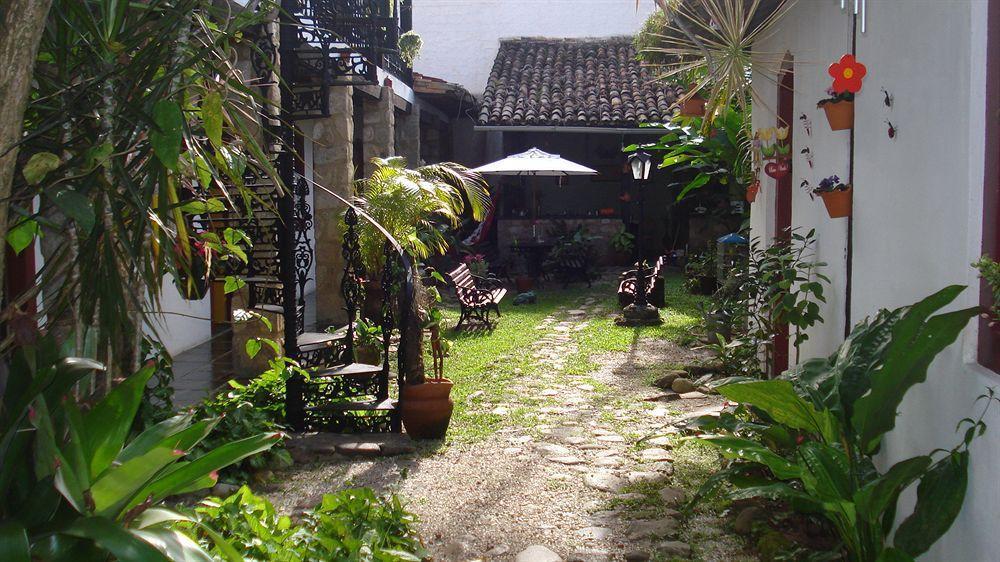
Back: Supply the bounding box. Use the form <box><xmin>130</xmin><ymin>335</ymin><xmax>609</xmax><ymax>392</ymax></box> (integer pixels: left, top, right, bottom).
<box><xmin>828</xmin><ymin>54</ymin><xmax>867</xmax><ymax>94</ymax></box>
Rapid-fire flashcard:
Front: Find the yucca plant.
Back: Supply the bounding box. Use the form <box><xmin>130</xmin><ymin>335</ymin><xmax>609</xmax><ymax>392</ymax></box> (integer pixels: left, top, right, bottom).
<box><xmin>0</xmin><ymin>336</ymin><xmax>281</xmax><ymax>560</ymax></box>
<box><xmin>639</xmin><ymin>0</ymin><xmax>795</xmax><ymax>130</ymax></box>
<box><xmin>351</xmin><ymin>157</ymin><xmax>490</xmax><ymax>271</ymax></box>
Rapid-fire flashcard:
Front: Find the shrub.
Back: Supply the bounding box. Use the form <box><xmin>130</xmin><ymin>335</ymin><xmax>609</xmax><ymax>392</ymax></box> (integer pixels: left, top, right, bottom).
<box><xmin>190</xmin><ymin>486</ymin><xmax>427</xmax><ymax>561</ymax></box>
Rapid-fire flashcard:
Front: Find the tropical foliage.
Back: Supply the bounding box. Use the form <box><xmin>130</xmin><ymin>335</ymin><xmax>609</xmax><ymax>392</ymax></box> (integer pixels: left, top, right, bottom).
<box><xmin>691</xmin><ymin>286</ymin><xmax>987</xmax><ymax>561</ymax></box>
<box><xmin>352</xmin><ymin>157</ymin><xmax>490</xmax><ymax>270</ymax></box>
<box><xmin>189</xmin><ymin>486</ymin><xmax>427</xmax><ymax>561</ymax></box>
<box><xmin>8</xmin><ymin>0</ymin><xmax>270</xmax><ymax>376</ymax></box>
<box><xmin>0</xmin><ymin>337</ymin><xmax>281</xmax><ymax>560</ymax></box>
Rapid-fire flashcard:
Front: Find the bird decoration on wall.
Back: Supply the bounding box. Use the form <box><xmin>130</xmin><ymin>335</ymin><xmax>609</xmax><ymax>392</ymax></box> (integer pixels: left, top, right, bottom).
<box><xmin>881</xmin><ymin>88</ymin><xmax>894</xmax><ymax>109</ymax></box>
<box><xmin>799</xmin><ymin>113</ymin><xmax>812</xmax><ymax>136</ymax></box>
<box><xmin>801</xmin><ymin>147</ymin><xmax>814</xmax><ymax>168</ymax></box>
<box><xmin>885</xmin><ymin>120</ymin><xmax>897</xmax><ymax>139</ymax></box>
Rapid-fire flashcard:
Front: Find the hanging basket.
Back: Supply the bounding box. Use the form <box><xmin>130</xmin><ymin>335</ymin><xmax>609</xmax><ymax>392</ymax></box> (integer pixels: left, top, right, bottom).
<box><xmin>746</xmin><ymin>181</ymin><xmax>760</xmax><ymax>203</ymax></box>
<box><xmin>819</xmin><ymin>100</ymin><xmax>854</xmax><ymax>131</ymax></box>
<box><xmin>819</xmin><ymin>188</ymin><xmax>852</xmax><ymax>218</ymax></box>
<box><xmin>680</xmin><ymin>96</ymin><xmax>707</xmax><ymax>117</ymax></box>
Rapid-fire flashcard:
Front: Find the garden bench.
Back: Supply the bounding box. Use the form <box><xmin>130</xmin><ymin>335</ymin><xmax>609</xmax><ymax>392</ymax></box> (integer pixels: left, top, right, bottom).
<box><xmin>448</xmin><ymin>263</ymin><xmax>507</xmax><ymax>329</ymax></box>
<box><xmin>618</xmin><ymin>256</ymin><xmax>667</xmax><ymax>308</ymax></box>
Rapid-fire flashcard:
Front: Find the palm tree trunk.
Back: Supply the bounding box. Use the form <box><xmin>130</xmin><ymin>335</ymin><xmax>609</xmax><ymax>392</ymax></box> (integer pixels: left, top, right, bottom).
<box><xmin>0</xmin><ymin>0</ymin><xmax>53</xmax><ymax>285</ymax></box>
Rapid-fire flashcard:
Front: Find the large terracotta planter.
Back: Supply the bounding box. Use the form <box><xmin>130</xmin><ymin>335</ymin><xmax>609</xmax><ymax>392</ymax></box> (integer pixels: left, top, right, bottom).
<box><xmin>680</xmin><ymin>96</ymin><xmax>707</xmax><ymax>117</ymax></box>
<box><xmin>819</xmin><ymin>188</ymin><xmax>852</xmax><ymax>219</ymax></box>
<box><xmin>515</xmin><ymin>276</ymin><xmax>535</xmax><ymax>293</ymax></box>
<box><xmin>820</xmin><ymin>100</ymin><xmax>854</xmax><ymax>131</ymax></box>
<box><xmin>400</xmin><ymin>379</ymin><xmax>454</xmax><ymax>439</ymax></box>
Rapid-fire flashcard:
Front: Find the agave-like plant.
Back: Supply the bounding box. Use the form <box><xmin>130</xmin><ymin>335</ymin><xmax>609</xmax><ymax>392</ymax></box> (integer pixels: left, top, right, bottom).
<box><xmin>640</xmin><ymin>0</ymin><xmax>796</xmax><ymax>129</ymax></box>
<box><xmin>352</xmin><ymin>157</ymin><xmax>490</xmax><ymax>271</ymax></box>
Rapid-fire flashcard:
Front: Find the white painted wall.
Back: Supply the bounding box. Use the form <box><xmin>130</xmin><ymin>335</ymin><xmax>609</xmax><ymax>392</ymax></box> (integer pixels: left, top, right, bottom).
<box><xmin>411</xmin><ymin>0</ymin><xmax>655</xmax><ymax>95</ymax></box>
<box><xmin>752</xmin><ymin>1</ymin><xmax>1000</xmax><ymax>559</ymax></box>
<box><xmin>146</xmin><ymin>277</ymin><xmax>213</xmax><ymax>356</ymax></box>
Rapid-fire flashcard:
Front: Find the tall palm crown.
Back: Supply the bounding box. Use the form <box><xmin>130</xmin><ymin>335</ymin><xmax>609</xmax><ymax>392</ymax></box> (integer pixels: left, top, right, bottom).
<box><xmin>353</xmin><ymin>157</ymin><xmax>491</xmax><ymax>270</ymax></box>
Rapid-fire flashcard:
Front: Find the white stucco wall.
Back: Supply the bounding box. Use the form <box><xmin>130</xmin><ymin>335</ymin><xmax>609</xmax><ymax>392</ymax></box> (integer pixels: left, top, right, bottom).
<box><xmin>146</xmin><ymin>277</ymin><xmax>213</xmax><ymax>356</ymax></box>
<box><xmin>752</xmin><ymin>1</ymin><xmax>1000</xmax><ymax>560</ymax></box>
<box><xmin>411</xmin><ymin>0</ymin><xmax>656</xmax><ymax>95</ymax></box>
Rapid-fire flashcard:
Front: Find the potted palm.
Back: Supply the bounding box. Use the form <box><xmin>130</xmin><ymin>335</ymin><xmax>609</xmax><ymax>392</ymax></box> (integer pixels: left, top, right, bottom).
<box><xmin>352</xmin><ymin>318</ymin><xmax>383</xmax><ymax>365</ymax></box>
<box><xmin>399</xmin><ymin>270</ymin><xmax>454</xmax><ymax>439</ymax></box>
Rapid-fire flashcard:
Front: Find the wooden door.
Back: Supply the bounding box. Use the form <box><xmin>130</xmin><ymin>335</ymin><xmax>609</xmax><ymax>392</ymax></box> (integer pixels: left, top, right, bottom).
<box><xmin>772</xmin><ymin>59</ymin><xmax>794</xmax><ymax>376</ymax></box>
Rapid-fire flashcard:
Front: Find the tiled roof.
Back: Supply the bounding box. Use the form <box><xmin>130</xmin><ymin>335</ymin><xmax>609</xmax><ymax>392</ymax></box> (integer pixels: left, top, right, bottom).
<box><xmin>478</xmin><ymin>37</ymin><xmax>683</xmax><ymax>128</ymax></box>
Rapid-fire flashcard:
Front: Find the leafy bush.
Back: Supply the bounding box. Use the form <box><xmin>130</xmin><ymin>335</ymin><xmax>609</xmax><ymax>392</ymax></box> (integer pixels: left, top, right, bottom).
<box><xmin>691</xmin><ymin>286</ymin><xmax>991</xmax><ymax>561</ymax></box>
<box><xmin>190</xmin><ymin>486</ymin><xmax>427</xmax><ymax>561</ymax></box>
<box><xmin>193</xmin><ymin>359</ymin><xmax>297</xmax><ymax>482</ymax></box>
<box><xmin>973</xmin><ymin>255</ymin><xmax>1000</xmax><ymax>320</ymax></box>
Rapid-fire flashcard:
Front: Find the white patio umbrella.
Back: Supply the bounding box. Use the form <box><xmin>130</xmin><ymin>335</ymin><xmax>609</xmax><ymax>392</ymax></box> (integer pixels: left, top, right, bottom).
<box><xmin>472</xmin><ymin>147</ymin><xmax>598</xmax><ymax>177</ymax></box>
<box><xmin>472</xmin><ymin>148</ymin><xmax>598</xmax><ymax>220</ymax></box>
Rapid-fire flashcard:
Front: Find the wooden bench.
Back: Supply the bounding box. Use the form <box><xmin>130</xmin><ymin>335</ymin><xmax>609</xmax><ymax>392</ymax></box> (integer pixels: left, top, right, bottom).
<box><xmin>618</xmin><ymin>256</ymin><xmax>667</xmax><ymax>308</ymax></box>
<box><xmin>448</xmin><ymin>263</ymin><xmax>507</xmax><ymax>329</ymax></box>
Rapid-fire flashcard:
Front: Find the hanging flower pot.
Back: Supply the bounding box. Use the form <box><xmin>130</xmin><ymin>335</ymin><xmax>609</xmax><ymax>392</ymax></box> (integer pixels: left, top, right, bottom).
<box><xmin>819</xmin><ymin>188</ymin><xmax>852</xmax><ymax>218</ymax></box>
<box><xmin>819</xmin><ymin>99</ymin><xmax>854</xmax><ymax>131</ymax></box>
<box><xmin>173</xmin><ymin>239</ymin><xmax>211</xmax><ymax>300</ymax></box>
<box><xmin>679</xmin><ymin>95</ymin><xmax>706</xmax><ymax>117</ymax></box>
<box><xmin>746</xmin><ymin>181</ymin><xmax>760</xmax><ymax>203</ymax></box>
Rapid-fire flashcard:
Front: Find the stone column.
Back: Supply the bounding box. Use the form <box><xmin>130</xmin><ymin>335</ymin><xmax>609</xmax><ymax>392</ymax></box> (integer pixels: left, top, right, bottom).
<box><xmin>362</xmin><ymin>87</ymin><xmax>395</xmax><ymax>177</ymax></box>
<box><xmin>395</xmin><ymin>105</ymin><xmax>420</xmax><ymax>167</ymax></box>
<box><xmin>311</xmin><ymin>85</ymin><xmax>354</xmax><ymax>327</ymax></box>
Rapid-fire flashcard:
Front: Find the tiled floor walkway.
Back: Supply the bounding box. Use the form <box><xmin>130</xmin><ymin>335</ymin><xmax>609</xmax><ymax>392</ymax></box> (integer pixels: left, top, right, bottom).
<box><xmin>171</xmin><ymin>291</ymin><xmax>319</xmax><ymax>407</ymax></box>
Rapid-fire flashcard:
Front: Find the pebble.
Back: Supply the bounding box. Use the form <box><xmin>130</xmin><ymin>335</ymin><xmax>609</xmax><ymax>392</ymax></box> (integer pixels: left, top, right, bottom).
<box><xmin>671</xmin><ymin>378</ymin><xmax>697</xmax><ymax>393</ymax></box>
<box><xmin>548</xmin><ymin>456</ymin><xmax>585</xmax><ymax>465</ymax></box>
<box><xmin>627</xmin><ymin>518</ymin><xmax>679</xmax><ymax>539</ymax></box>
<box><xmin>639</xmin><ymin>448</ymin><xmax>673</xmax><ymax>462</ymax></box>
<box><xmin>659</xmin><ymin>487</ymin><xmax>687</xmax><ymax>506</ymax></box>
<box><xmin>576</xmin><ymin>526</ymin><xmax>613</xmax><ymax>540</ymax></box>
<box><xmin>679</xmin><ymin>391</ymin><xmax>708</xmax><ymax>400</ymax></box>
<box><xmin>653</xmin><ymin>370</ymin><xmax>686</xmax><ymax>389</ymax></box>
<box><xmin>596</xmin><ymin>434</ymin><xmax>625</xmax><ymax>443</ymax></box>
<box><xmin>623</xmin><ymin>550</ymin><xmax>650</xmax><ymax>562</ymax></box>
<box><xmin>655</xmin><ymin>541</ymin><xmax>692</xmax><ymax>557</ymax></box>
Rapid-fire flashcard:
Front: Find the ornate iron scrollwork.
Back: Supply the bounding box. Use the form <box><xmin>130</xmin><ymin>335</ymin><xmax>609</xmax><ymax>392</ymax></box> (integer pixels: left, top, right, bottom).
<box><xmin>293</xmin><ymin>175</ymin><xmax>314</xmax><ymax>308</ymax></box>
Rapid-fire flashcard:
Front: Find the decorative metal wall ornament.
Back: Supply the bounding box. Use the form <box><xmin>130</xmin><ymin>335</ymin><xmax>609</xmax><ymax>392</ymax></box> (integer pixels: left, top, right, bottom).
<box><xmin>799</xmin><ymin>113</ymin><xmax>812</xmax><ymax>136</ymax></box>
<box><xmin>886</xmin><ymin>120</ymin><xmax>897</xmax><ymax>139</ymax></box>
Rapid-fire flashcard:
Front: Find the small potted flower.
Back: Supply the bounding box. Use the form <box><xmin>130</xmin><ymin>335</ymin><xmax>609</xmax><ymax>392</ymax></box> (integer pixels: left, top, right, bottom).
<box><xmin>818</xmin><ymin>54</ymin><xmax>867</xmax><ymax>131</ymax></box>
<box><xmin>352</xmin><ymin>318</ymin><xmax>383</xmax><ymax>365</ymax></box>
<box><xmin>810</xmin><ymin>175</ymin><xmax>852</xmax><ymax>219</ymax></box>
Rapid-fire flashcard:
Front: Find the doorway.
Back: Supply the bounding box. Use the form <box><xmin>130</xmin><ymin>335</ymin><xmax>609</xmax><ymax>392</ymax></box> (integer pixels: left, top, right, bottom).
<box><xmin>772</xmin><ymin>57</ymin><xmax>794</xmax><ymax>376</ymax></box>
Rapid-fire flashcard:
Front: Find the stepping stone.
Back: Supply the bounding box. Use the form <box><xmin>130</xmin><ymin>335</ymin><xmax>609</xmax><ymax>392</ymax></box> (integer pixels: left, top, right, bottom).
<box><xmin>335</xmin><ymin>442</ymin><xmax>382</xmax><ymax>456</ymax></box>
<box><xmin>646</xmin><ymin>407</ymin><xmax>669</xmax><ymax>418</ymax></box>
<box><xmin>578</xmin><ymin>443</ymin><xmax>607</xmax><ymax>450</ymax></box>
<box><xmin>644</xmin><ymin>392</ymin><xmax>681</xmax><ymax>402</ymax></box>
<box><xmin>503</xmin><ymin>447</ymin><xmax>524</xmax><ymax>455</ymax></box>
<box><xmin>653</xmin><ymin>371</ymin><xmax>686</xmax><ymax>390</ymax></box>
<box><xmin>576</xmin><ymin>526</ymin><xmax>613</xmax><ymax>540</ymax></box>
<box><xmin>563</xmin><ymin>436</ymin><xmax>588</xmax><ymax>445</ymax></box>
<box><xmin>627</xmin><ymin>518</ymin><xmax>679</xmax><ymax>540</ymax></box>
<box><xmin>640</xmin><ymin>448</ymin><xmax>673</xmax><ymax>462</ymax></box>
<box><xmin>624</xmin><ymin>550</ymin><xmax>650</xmax><ymax>561</ymax></box>
<box><xmin>679</xmin><ymin>391</ymin><xmax>708</xmax><ymax>400</ymax></box>
<box><xmin>584</xmin><ymin>473</ymin><xmax>625</xmax><ymax>492</ymax></box>
<box><xmin>593</xmin><ymin>457</ymin><xmax>621</xmax><ymax>467</ymax></box>
<box><xmin>567</xmin><ymin>309</ymin><xmax>588</xmax><ymax>316</ymax></box>
<box><xmin>659</xmin><ymin>487</ymin><xmax>686</xmax><ymax>505</ymax></box>
<box><xmin>536</xmin><ymin>443</ymin><xmax>572</xmax><ymax>456</ymax></box>
<box><xmin>548</xmin><ymin>456</ymin><xmax>585</xmax><ymax>465</ymax></box>
<box><xmin>596</xmin><ymin>434</ymin><xmax>625</xmax><ymax>443</ymax></box>
<box><xmin>516</xmin><ymin>545</ymin><xmax>563</xmax><ymax>562</ymax></box>
<box><xmin>577</xmin><ymin>383</ymin><xmax>595</xmax><ymax>391</ymax></box>
<box><xmin>588</xmin><ymin>510</ymin><xmax>621</xmax><ymax>525</ymax></box>
<box><xmin>617</xmin><ymin>492</ymin><xmax>645</xmax><ymax>501</ymax></box>
<box><xmin>645</xmin><ymin>436</ymin><xmax>674</xmax><ymax>447</ymax></box>
<box><xmin>627</xmin><ymin>471</ymin><xmax>667</xmax><ymax>484</ymax></box>
<box><xmin>655</xmin><ymin>541</ymin><xmax>692</xmax><ymax>558</ymax></box>
<box><xmin>671</xmin><ymin>378</ymin><xmax>696</xmax><ymax>393</ymax></box>
<box><xmin>491</xmin><ymin>406</ymin><xmax>510</xmax><ymax>415</ymax></box>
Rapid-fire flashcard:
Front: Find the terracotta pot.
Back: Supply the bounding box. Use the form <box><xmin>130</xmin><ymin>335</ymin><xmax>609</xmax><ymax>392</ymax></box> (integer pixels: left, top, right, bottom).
<box><xmin>680</xmin><ymin>96</ymin><xmax>707</xmax><ymax>117</ymax></box>
<box><xmin>819</xmin><ymin>188</ymin><xmax>852</xmax><ymax>218</ymax></box>
<box><xmin>820</xmin><ymin>100</ymin><xmax>854</xmax><ymax>131</ymax></box>
<box><xmin>400</xmin><ymin>379</ymin><xmax>454</xmax><ymax>439</ymax></box>
<box><xmin>515</xmin><ymin>276</ymin><xmax>535</xmax><ymax>293</ymax></box>
<box><xmin>746</xmin><ymin>181</ymin><xmax>760</xmax><ymax>203</ymax></box>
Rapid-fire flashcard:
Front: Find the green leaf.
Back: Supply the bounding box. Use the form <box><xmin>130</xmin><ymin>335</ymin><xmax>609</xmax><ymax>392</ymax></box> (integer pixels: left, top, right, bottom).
<box><xmin>854</xmin><ymin>456</ymin><xmax>931</xmax><ymax>527</ymax></box>
<box><xmin>180</xmin><ymin>198</ymin><xmax>226</xmax><ymax>215</ymax></box>
<box><xmin>796</xmin><ymin>442</ymin><xmax>852</xmax><ymax>502</ymax></box>
<box><xmin>245</xmin><ymin>338</ymin><xmax>261</xmax><ymax>359</ymax></box>
<box><xmin>130</xmin><ymin>528</ymin><xmax>214</xmax><ymax>562</ymax></box>
<box><xmin>63</xmin><ymin>517</ymin><xmax>171</xmax><ymax>562</ymax></box>
<box><xmin>202</xmin><ymin>91</ymin><xmax>224</xmax><ymax>149</ymax></box>
<box><xmin>5</xmin><ymin>219</ymin><xmax>39</xmax><ymax>255</ymax></box>
<box><xmin>894</xmin><ymin>451</ymin><xmax>969</xmax><ymax>557</ymax></box>
<box><xmin>117</xmin><ymin>412</ymin><xmax>196</xmax><ymax>464</ymax></box>
<box><xmin>852</xmin><ymin>286</ymin><xmax>978</xmax><ymax>452</ymax></box>
<box><xmin>151</xmin><ymin>100</ymin><xmax>184</xmax><ymax>171</ymax></box>
<box><xmin>84</xmin><ymin>365</ymin><xmax>157</xmax><ymax>477</ymax></box>
<box><xmin>52</xmin><ymin>189</ymin><xmax>96</xmax><ymax>232</ymax></box>
<box><xmin>22</xmin><ymin>152</ymin><xmax>60</xmax><ymax>185</ymax></box>
<box><xmin>224</xmin><ymin>276</ymin><xmax>246</xmax><ymax>294</ymax></box>
<box><xmin>718</xmin><ymin>380</ymin><xmax>840</xmax><ymax>444</ymax></box>
<box><xmin>876</xmin><ymin>548</ymin><xmax>915</xmax><ymax>562</ymax></box>
<box><xmin>699</xmin><ymin>435</ymin><xmax>801</xmax><ymax>480</ymax></box>
<box><xmin>0</xmin><ymin>522</ymin><xmax>30</xmax><ymax>562</ymax></box>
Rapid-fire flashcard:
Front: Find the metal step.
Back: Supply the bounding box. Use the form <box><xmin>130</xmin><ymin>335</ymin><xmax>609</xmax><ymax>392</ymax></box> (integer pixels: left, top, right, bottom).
<box><xmin>305</xmin><ymin>398</ymin><xmax>395</xmax><ymax>413</ymax></box>
<box><xmin>298</xmin><ymin>331</ymin><xmax>344</xmax><ymax>352</ymax></box>
<box><xmin>312</xmin><ymin>362</ymin><xmax>382</xmax><ymax>378</ymax></box>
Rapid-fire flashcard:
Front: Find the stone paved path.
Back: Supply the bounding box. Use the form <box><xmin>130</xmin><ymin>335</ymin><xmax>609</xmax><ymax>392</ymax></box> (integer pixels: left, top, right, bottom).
<box><xmin>265</xmin><ymin>290</ymin><xmax>753</xmax><ymax>562</ymax></box>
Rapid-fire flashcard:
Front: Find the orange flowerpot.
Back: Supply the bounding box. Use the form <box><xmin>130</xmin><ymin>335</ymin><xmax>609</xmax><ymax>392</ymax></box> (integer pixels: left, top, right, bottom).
<box><xmin>746</xmin><ymin>182</ymin><xmax>760</xmax><ymax>203</ymax></box>
<box><xmin>820</xmin><ymin>100</ymin><xmax>854</xmax><ymax>131</ymax></box>
<box><xmin>819</xmin><ymin>188</ymin><xmax>852</xmax><ymax>219</ymax></box>
<box><xmin>400</xmin><ymin>378</ymin><xmax>454</xmax><ymax>439</ymax></box>
<box><xmin>680</xmin><ymin>96</ymin><xmax>706</xmax><ymax>117</ymax></box>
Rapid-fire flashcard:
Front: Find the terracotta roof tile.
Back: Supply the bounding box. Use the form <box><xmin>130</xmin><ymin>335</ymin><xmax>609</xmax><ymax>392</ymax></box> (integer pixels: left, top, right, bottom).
<box><xmin>479</xmin><ymin>37</ymin><xmax>682</xmax><ymax>128</ymax></box>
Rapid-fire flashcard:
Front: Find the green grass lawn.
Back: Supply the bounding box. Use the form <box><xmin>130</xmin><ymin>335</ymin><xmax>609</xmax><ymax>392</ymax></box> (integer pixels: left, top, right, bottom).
<box><xmin>433</xmin><ymin>274</ymin><xmax>707</xmax><ymax>443</ymax></box>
